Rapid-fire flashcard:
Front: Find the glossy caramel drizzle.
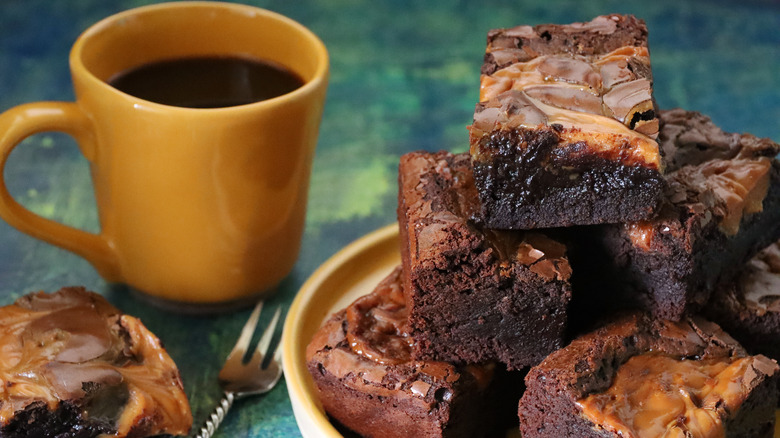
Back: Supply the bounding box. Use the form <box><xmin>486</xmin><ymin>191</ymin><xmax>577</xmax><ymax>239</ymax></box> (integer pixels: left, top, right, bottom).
<box><xmin>576</xmin><ymin>353</ymin><xmax>755</xmax><ymax>438</ymax></box>
<box><xmin>626</xmin><ymin>221</ymin><xmax>655</xmax><ymax>251</ymax></box>
<box><xmin>696</xmin><ymin>158</ymin><xmax>770</xmax><ymax>236</ymax></box>
<box><xmin>0</xmin><ymin>291</ymin><xmax>191</xmax><ymax>436</ymax></box>
<box><xmin>0</xmin><ymin>306</ymin><xmax>60</xmax><ymax>422</ymax></box>
<box><xmin>480</xmin><ymin>45</ymin><xmax>657</xmax><ymax>136</ymax></box>
<box><xmin>473</xmin><ymin>44</ymin><xmax>661</xmax><ymax>169</ymax></box>
<box><xmin>345</xmin><ymin>268</ymin><xmax>414</xmax><ymax>365</ymax></box>
<box><xmin>112</xmin><ymin>315</ymin><xmax>192</xmax><ymax>436</ymax></box>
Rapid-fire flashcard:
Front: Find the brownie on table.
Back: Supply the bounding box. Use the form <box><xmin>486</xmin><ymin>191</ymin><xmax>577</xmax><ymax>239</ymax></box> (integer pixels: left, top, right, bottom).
<box><xmin>306</xmin><ymin>267</ymin><xmax>512</xmax><ymax>438</ymax></box>
<box><xmin>469</xmin><ymin>14</ymin><xmax>664</xmax><ymax>229</ymax></box>
<box><xmin>518</xmin><ymin>313</ymin><xmax>779</xmax><ymax>438</ymax></box>
<box><xmin>704</xmin><ymin>238</ymin><xmax>780</xmax><ymax>363</ymax></box>
<box><xmin>571</xmin><ymin>108</ymin><xmax>780</xmax><ymax>323</ymax></box>
<box><xmin>0</xmin><ymin>287</ymin><xmax>192</xmax><ymax>438</ymax></box>
<box><xmin>398</xmin><ymin>151</ymin><xmax>571</xmax><ymax>369</ymax></box>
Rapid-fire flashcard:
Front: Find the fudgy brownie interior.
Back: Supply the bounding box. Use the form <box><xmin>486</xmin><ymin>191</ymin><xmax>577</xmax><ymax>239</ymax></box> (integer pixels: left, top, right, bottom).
<box><xmin>398</xmin><ymin>151</ymin><xmax>571</xmax><ymax>369</ymax></box>
<box><xmin>469</xmin><ymin>14</ymin><xmax>664</xmax><ymax>229</ymax></box>
<box><xmin>569</xmin><ymin>108</ymin><xmax>780</xmax><ymax>324</ymax></box>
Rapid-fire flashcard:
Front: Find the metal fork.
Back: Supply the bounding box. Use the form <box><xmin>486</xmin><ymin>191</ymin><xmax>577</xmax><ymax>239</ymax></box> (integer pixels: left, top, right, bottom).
<box><xmin>194</xmin><ymin>301</ymin><xmax>284</xmax><ymax>438</ymax></box>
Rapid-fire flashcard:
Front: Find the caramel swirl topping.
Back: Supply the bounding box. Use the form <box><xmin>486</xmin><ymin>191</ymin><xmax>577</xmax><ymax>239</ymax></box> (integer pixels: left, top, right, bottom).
<box><xmin>670</xmin><ymin>157</ymin><xmax>771</xmax><ymax>236</ymax></box>
<box><xmin>577</xmin><ymin>353</ymin><xmax>767</xmax><ymax>438</ymax></box>
<box><xmin>0</xmin><ymin>288</ymin><xmax>192</xmax><ymax>436</ymax></box>
<box><xmin>479</xmin><ymin>46</ymin><xmax>656</xmax><ymax>136</ymax></box>
<box><xmin>473</xmin><ymin>42</ymin><xmax>660</xmax><ymax>169</ymax></box>
<box><xmin>345</xmin><ymin>268</ymin><xmax>413</xmax><ymax>365</ymax></box>
<box><xmin>471</xmin><ymin>91</ymin><xmax>661</xmax><ymax>170</ymax></box>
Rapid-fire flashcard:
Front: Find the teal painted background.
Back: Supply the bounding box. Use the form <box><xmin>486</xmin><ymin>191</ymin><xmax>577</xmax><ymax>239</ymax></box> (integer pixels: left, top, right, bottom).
<box><xmin>0</xmin><ymin>0</ymin><xmax>778</xmax><ymax>436</ymax></box>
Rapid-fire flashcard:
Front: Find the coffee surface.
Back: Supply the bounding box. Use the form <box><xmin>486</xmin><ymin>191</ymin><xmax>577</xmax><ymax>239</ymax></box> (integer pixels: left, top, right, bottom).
<box><xmin>109</xmin><ymin>56</ymin><xmax>304</xmax><ymax>108</ymax></box>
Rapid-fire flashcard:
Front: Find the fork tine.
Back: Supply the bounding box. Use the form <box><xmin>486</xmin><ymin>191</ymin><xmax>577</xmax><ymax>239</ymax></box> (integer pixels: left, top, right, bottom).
<box><xmin>249</xmin><ymin>306</ymin><xmax>282</xmax><ymax>367</ymax></box>
<box><xmin>272</xmin><ymin>336</ymin><xmax>283</xmax><ymax>365</ymax></box>
<box><xmin>266</xmin><ymin>342</ymin><xmax>285</xmax><ymax>387</ymax></box>
<box><xmin>224</xmin><ymin>300</ymin><xmax>264</xmax><ymax>366</ymax></box>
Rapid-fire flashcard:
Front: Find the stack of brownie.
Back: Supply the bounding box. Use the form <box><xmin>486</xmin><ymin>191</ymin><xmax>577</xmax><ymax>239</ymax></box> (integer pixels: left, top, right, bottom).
<box><xmin>307</xmin><ymin>14</ymin><xmax>780</xmax><ymax>438</ymax></box>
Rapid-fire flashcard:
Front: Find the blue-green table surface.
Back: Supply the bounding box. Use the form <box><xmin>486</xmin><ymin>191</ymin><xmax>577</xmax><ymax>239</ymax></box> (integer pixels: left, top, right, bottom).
<box><xmin>0</xmin><ymin>0</ymin><xmax>778</xmax><ymax>436</ymax></box>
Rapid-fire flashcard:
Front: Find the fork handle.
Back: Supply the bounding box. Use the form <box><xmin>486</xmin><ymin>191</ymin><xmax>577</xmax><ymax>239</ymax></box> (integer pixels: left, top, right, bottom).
<box><xmin>193</xmin><ymin>391</ymin><xmax>235</xmax><ymax>438</ymax></box>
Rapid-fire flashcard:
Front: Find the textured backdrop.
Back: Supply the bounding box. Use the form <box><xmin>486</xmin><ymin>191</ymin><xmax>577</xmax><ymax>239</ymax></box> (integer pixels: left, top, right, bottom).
<box><xmin>0</xmin><ymin>0</ymin><xmax>778</xmax><ymax>436</ymax></box>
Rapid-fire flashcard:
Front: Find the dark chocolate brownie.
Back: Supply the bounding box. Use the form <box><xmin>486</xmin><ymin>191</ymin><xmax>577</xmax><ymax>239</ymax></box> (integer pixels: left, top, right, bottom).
<box><xmin>704</xmin><ymin>238</ymin><xmax>780</xmax><ymax>363</ymax></box>
<box><xmin>469</xmin><ymin>14</ymin><xmax>664</xmax><ymax>229</ymax></box>
<box><xmin>0</xmin><ymin>287</ymin><xmax>192</xmax><ymax>438</ymax></box>
<box><xmin>306</xmin><ymin>267</ymin><xmax>513</xmax><ymax>438</ymax></box>
<box><xmin>571</xmin><ymin>108</ymin><xmax>780</xmax><ymax>322</ymax></box>
<box><xmin>398</xmin><ymin>151</ymin><xmax>571</xmax><ymax>369</ymax></box>
<box><xmin>518</xmin><ymin>313</ymin><xmax>779</xmax><ymax>438</ymax></box>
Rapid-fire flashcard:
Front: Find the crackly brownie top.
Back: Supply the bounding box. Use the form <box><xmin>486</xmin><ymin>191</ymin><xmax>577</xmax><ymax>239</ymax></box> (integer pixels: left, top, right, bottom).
<box><xmin>482</xmin><ymin>14</ymin><xmax>648</xmax><ymax>75</ymax></box>
<box><xmin>730</xmin><ymin>240</ymin><xmax>780</xmax><ymax>316</ymax></box>
<box><xmin>528</xmin><ymin>313</ymin><xmax>778</xmax><ymax>436</ymax></box>
<box><xmin>306</xmin><ymin>267</ymin><xmax>494</xmax><ymax>402</ymax></box>
<box><xmin>0</xmin><ymin>287</ymin><xmax>192</xmax><ymax>437</ymax></box>
<box><xmin>399</xmin><ymin>151</ymin><xmax>571</xmax><ymax>282</ymax></box>
<box><xmin>626</xmin><ymin>109</ymin><xmax>780</xmax><ymax>248</ymax></box>
<box><xmin>471</xmin><ymin>14</ymin><xmax>660</xmax><ymax>170</ymax></box>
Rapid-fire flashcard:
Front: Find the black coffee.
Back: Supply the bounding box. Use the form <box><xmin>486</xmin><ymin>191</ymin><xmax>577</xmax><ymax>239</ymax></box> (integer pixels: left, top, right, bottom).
<box><xmin>108</xmin><ymin>56</ymin><xmax>304</xmax><ymax>108</ymax></box>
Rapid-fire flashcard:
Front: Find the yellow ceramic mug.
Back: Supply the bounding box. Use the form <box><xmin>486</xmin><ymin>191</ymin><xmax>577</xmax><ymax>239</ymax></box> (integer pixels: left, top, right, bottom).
<box><xmin>0</xmin><ymin>2</ymin><xmax>328</xmax><ymax>309</ymax></box>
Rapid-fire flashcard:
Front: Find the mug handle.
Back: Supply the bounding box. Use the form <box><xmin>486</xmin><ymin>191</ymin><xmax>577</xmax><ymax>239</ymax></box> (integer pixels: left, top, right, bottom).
<box><xmin>0</xmin><ymin>102</ymin><xmax>119</xmax><ymax>281</ymax></box>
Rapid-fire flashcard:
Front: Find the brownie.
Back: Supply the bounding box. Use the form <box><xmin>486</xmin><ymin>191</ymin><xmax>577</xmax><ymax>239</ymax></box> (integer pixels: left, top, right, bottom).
<box><xmin>305</xmin><ymin>267</ymin><xmax>512</xmax><ymax>438</ymax></box>
<box><xmin>704</xmin><ymin>238</ymin><xmax>780</xmax><ymax>363</ymax></box>
<box><xmin>398</xmin><ymin>151</ymin><xmax>571</xmax><ymax>369</ymax></box>
<box><xmin>0</xmin><ymin>287</ymin><xmax>192</xmax><ymax>438</ymax></box>
<box><xmin>518</xmin><ymin>313</ymin><xmax>779</xmax><ymax>438</ymax></box>
<box><xmin>469</xmin><ymin>14</ymin><xmax>664</xmax><ymax>229</ymax></box>
<box><xmin>571</xmin><ymin>108</ymin><xmax>780</xmax><ymax>323</ymax></box>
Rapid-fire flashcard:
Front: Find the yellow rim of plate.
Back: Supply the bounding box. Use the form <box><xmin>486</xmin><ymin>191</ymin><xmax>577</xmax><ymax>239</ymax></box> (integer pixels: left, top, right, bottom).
<box><xmin>281</xmin><ymin>223</ymin><xmax>398</xmax><ymax>437</ymax></box>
